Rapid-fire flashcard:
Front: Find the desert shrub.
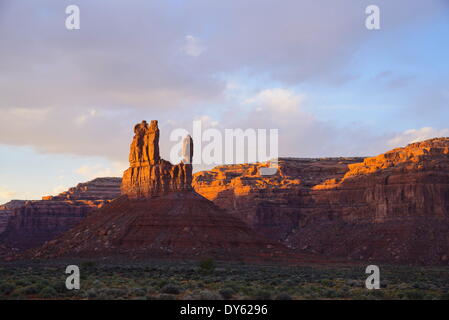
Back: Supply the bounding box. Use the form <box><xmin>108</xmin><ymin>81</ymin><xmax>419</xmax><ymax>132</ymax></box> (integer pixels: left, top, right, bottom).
<box><xmin>91</xmin><ymin>279</ymin><xmax>105</xmax><ymax>289</ymax></box>
<box><xmin>9</xmin><ymin>291</ymin><xmax>26</xmax><ymax>300</ymax></box>
<box><xmin>185</xmin><ymin>289</ymin><xmax>222</xmax><ymax>300</ymax></box>
<box><xmin>320</xmin><ymin>279</ymin><xmax>333</xmax><ymax>287</ymax></box>
<box><xmin>252</xmin><ymin>289</ymin><xmax>272</xmax><ymax>300</ymax></box>
<box><xmin>413</xmin><ymin>282</ymin><xmax>437</xmax><ymax>290</ymax></box>
<box><xmin>86</xmin><ymin>288</ymin><xmax>98</xmax><ymax>299</ymax></box>
<box><xmin>282</xmin><ymin>279</ymin><xmax>295</xmax><ymax>287</ymax></box>
<box><xmin>155</xmin><ymin>279</ymin><xmax>169</xmax><ymax>288</ymax></box>
<box><xmin>346</xmin><ymin>279</ymin><xmax>362</xmax><ymax>287</ymax></box>
<box><xmin>400</xmin><ymin>289</ymin><xmax>425</xmax><ymax>300</ymax></box>
<box><xmin>269</xmin><ymin>279</ymin><xmax>281</xmax><ymax>286</ymax></box>
<box><xmin>440</xmin><ymin>291</ymin><xmax>449</xmax><ymax>300</ymax></box>
<box><xmin>158</xmin><ymin>293</ymin><xmax>177</xmax><ymax>300</ymax></box>
<box><xmin>161</xmin><ymin>284</ymin><xmax>181</xmax><ymax>295</ymax></box>
<box><xmin>0</xmin><ymin>282</ymin><xmax>14</xmax><ymax>295</ymax></box>
<box><xmin>103</xmin><ymin>288</ymin><xmax>128</xmax><ymax>298</ymax></box>
<box><xmin>53</xmin><ymin>281</ymin><xmax>69</xmax><ymax>294</ymax></box>
<box><xmin>219</xmin><ymin>288</ymin><xmax>235</xmax><ymax>300</ymax></box>
<box><xmin>81</xmin><ymin>261</ymin><xmax>96</xmax><ymax>269</ymax></box>
<box><xmin>15</xmin><ymin>279</ymin><xmax>32</xmax><ymax>287</ymax></box>
<box><xmin>275</xmin><ymin>292</ymin><xmax>292</xmax><ymax>300</ymax></box>
<box><xmin>131</xmin><ymin>288</ymin><xmax>147</xmax><ymax>296</ymax></box>
<box><xmin>198</xmin><ymin>258</ymin><xmax>216</xmax><ymax>273</ymax></box>
<box><xmin>39</xmin><ymin>286</ymin><xmax>58</xmax><ymax>299</ymax></box>
<box><xmin>322</xmin><ymin>288</ymin><xmax>338</xmax><ymax>298</ymax></box>
<box><xmin>422</xmin><ymin>293</ymin><xmax>439</xmax><ymax>300</ymax></box>
<box><xmin>20</xmin><ymin>285</ymin><xmax>40</xmax><ymax>295</ymax></box>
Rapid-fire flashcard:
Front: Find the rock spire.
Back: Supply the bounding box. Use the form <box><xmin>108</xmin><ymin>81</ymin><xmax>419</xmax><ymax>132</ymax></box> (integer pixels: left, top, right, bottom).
<box><xmin>121</xmin><ymin>120</ymin><xmax>193</xmax><ymax>198</ymax></box>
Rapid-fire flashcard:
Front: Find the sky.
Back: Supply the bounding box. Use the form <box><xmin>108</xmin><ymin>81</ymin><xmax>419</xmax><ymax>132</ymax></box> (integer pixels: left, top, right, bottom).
<box><xmin>0</xmin><ymin>0</ymin><xmax>448</xmax><ymax>202</ymax></box>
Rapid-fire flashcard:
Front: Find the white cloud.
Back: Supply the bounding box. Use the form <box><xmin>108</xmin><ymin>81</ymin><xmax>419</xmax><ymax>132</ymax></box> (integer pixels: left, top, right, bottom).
<box><xmin>0</xmin><ymin>0</ymin><xmax>446</xmax><ymax>169</ymax></box>
<box><xmin>75</xmin><ymin>109</ymin><xmax>97</xmax><ymax>125</ymax></box>
<box><xmin>244</xmin><ymin>89</ymin><xmax>306</xmax><ymax>113</ymax></box>
<box><xmin>0</xmin><ymin>186</ymin><xmax>16</xmax><ymax>200</ymax></box>
<box><xmin>181</xmin><ymin>35</ymin><xmax>206</xmax><ymax>57</ymax></box>
<box><xmin>195</xmin><ymin>115</ymin><xmax>219</xmax><ymax>128</ymax></box>
<box><xmin>51</xmin><ymin>185</ymin><xmax>67</xmax><ymax>195</ymax></box>
<box><xmin>9</xmin><ymin>107</ymin><xmax>51</xmax><ymax>120</ymax></box>
<box><xmin>75</xmin><ymin>162</ymin><xmax>127</xmax><ymax>180</ymax></box>
<box><xmin>387</xmin><ymin>127</ymin><xmax>449</xmax><ymax>148</ymax></box>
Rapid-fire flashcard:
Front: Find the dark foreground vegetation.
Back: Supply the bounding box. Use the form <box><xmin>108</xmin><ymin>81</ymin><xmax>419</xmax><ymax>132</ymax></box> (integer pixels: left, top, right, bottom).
<box><xmin>0</xmin><ymin>259</ymin><xmax>448</xmax><ymax>300</ymax></box>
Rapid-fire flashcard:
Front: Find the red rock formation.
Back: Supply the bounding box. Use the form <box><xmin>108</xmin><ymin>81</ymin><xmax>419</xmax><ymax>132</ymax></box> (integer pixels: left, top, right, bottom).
<box><xmin>29</xmin><ymin>121</ymin><xmax>294</xmax><ymax>261</ymax></box>
<box><xmin>31</xmin><ymin>192</ymin><xmax>292</xmax><ymax>261</ymax></box>
<box><xmin>0</xmin><ymin>200</ymin><xmax>26</xmax><ymax>234</ymax></box>
<box><xmin>0</xmin><ymin>178</ymin><xmax>121</xmax><ymax>249</ymax></box>
<box><xmin>43</xmin><ymin>177</ymin><xmax>122</xmax><ymax>201</ymax></box>
<box><xmin>193</xmin><ymin>158</ymin><xmax>363</xmax><ymax>240</ymax></box>
<box><xmin>121</xmin><ymin>120</ymin><xmax>193</xmax><ymax>198</ymax></box>
<box><xmin>193</xmin><ymin>139</ymin><xmax>449</xmax><ymax>264</ymax></box>
<box><xmin>287</xmin><ymin>138</ymin><xmax>449</xmax><ymax>264</ymax></box>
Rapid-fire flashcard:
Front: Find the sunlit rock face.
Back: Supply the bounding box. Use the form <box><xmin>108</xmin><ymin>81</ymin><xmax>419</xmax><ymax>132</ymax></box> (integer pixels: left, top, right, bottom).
<box><xmin>193</xmin><ymin>158</ymin><xmax>363</xmax><ymax>240</ymax></box>
<box><xmin>121</xmin><ymin>120</ymin><xmax>193</xmax><ymax>199</ymax></box>
<box><xmin>194</xmin><ymin>138</ymin><xmax>449</xmax><ymax>264</ymax></box>
<box><xmin>28</xmin><ymin>121</ymin><xmax>293</xmax><ymax>262</ymax></box>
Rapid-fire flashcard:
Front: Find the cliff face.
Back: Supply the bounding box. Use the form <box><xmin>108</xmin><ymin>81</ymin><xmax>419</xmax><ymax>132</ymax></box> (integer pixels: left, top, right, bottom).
<box><xmin>30</xmin><ymin>120</ymin><xmax>293</xmax><ymax>262</ymax></box>
<box><xmin>288</xmin><ymin>138</ymin><xmax>449</xmax><ymax>264</ymax></box>
<box><xmin>308</xmin><ymin>138</ymin><xmax>449</xmax><ymax>223</ymax></box>
<box><xmin>0</xmin><ymin>178</ymin><xmax>121</xmax><ymax>249</ymax></box>
<box><xmin>0</xmin><ymin>200</ymin><xmax>26</xmax><ymax>234</ymax></box>
<box><xmin>121</xmin><ymin>120</ymin><xmax>193</xmax><ymax>198</ymax></box>
<box><xmin>193</xmin><ymin>157</ymin><xmax>363</xmax><ymax>240</ymax></box>
<box><xmin>42</xmin><ymin>177</ymin><xmax>122</xmax><ymax>201</ymax></box>
<box><xmin>193</xmin><ymin>138</ymin><xmax>449</xmax><ymax>264</ymax></box>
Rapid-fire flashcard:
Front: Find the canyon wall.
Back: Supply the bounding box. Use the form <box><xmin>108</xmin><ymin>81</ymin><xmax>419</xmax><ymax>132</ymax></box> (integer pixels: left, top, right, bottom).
<box><xmin>0</xmin><ymin>178</ymin><xmax>121</xmax><ymax>249</ymax></box>
<box><xmin>193</xmin><ymin>138</ymin><xmax>449</xmax><ymax>264</ymax></box>
<box><xmin>193</xmin><ymin>157</ymin><xmax>363</xmax><ymax>240</ymax></box>
<box><xmin>4</xmin><ymin>131</ymin><xmax>449</xmax><ymax>263</ymax></box>
<box><xmin>0</xmin><ymin>200</ymin><xmax>26</xmax><ymax>234</ymax></box>
<box><xmin>30</xmin><ymin>121</ymin><xmax>291</xmax><ymax>262</ymax></box>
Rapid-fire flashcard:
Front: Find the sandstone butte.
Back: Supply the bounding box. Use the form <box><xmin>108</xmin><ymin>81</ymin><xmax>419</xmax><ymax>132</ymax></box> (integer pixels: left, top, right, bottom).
<box><xmin>193</xmin><ymin>138</ymin><xmax>449</xmax><ymax>265</ymax></box>
<box><xmin>0</xmin><ymin>178</ymin><xmax>121</xmax><ymax>250</ymax></box>
<box><xmin>121</xmin><ymin>120</ymin><xmax>193</xmax><ymax>198</ymax></box>
<box><xmin>3</xmin><ymin>128</ymin><xmax>449</xmax><ymax>265</ymax></box>
<box><xmin>29</xmin><ymin>120</ymin><xmax>292</xmax><ymax>262</ymax></box>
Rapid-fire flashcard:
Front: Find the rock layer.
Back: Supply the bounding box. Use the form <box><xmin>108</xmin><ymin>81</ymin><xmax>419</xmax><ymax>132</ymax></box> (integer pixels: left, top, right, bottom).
<box><xmin>193</xmin><ymin>138</ymin><xmax>449</xmax><ymax>264</ymax></box>
<box><xmin>0</xmin><ymin>200</ymin><xmax>26</xmax><ymax>234</ymax></box>
<box><xmin>42</xmin><ymin>178</ymin><xmax>122</xmax><ymax>201</ymax></box>
<box><xmin>31</xmin><ymin>192</ymin><xmax>291</xmax><ymax>261</ymax></box>
<box><xmin>193</xmin><ymin>158</ymin><xmax>363</xmax><ymax>240</ymax></box>
<box><xmin>121</xmin><ymin>120</ymin><xmax>193</xmax><ymax>198</ymax></box>
<box><xmin>29</xmin><ymin>120</ymin><xmax>294</xmax><ymax>262</ymax></box>
<box><xmin>0</xmin><ymin>178</ymin><xmax>121</xmax><ymax>249</ymax></box>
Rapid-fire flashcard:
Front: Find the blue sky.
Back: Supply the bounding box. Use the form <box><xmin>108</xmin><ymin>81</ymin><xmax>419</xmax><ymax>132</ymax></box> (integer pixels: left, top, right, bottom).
<box><xmin>0</xmin><ymin>0</ymin><xmax>448</xmax><ymax>202</ymax></box>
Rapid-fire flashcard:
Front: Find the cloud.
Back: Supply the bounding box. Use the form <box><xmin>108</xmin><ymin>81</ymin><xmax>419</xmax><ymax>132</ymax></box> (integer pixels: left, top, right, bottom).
<box><xmin>387</xmin><ymin>127</ymin><xmax>449</xmax><ymax>148</ymax></box>
<box><xmin>51</xmin><ymin>185</ymin><xmax>68</xmax><ymax>196</ymax></box>
<box><xmin>0</xmin><ymin>105</ymin><xmax>132</xmax><ymax>161</ymax></box>
<box><xmin>0</xmin><ymin>0</ymin><xmax>443</xmax><ymax>112</ymax></box>
<box><xmin>181</xmin><ymin>35</ymin><xmax>206</xmax><ymax>57</ymax></box>
<box><xmin>75</xmin><ymin>162</ymin><xmax>127</xmax><ymax>180</ymax></box>
<box><xmin>0</xmin><ymin>0</ymin><xmax>447</xmax><ymax>164</ymax></box>
<box><xmin>244</xmin><ymin>89</ymin><xmax>305</xmax><ymax>113</ymax></box>
<box><xmin>171</xmin><ymin>87</ymin><xmax>386</xmax><ymax>160</ymax></box>
<box><xmin>0</xmin><ymin>186</ymin><xmax>16</xmax><ymax>200</ymax></box>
